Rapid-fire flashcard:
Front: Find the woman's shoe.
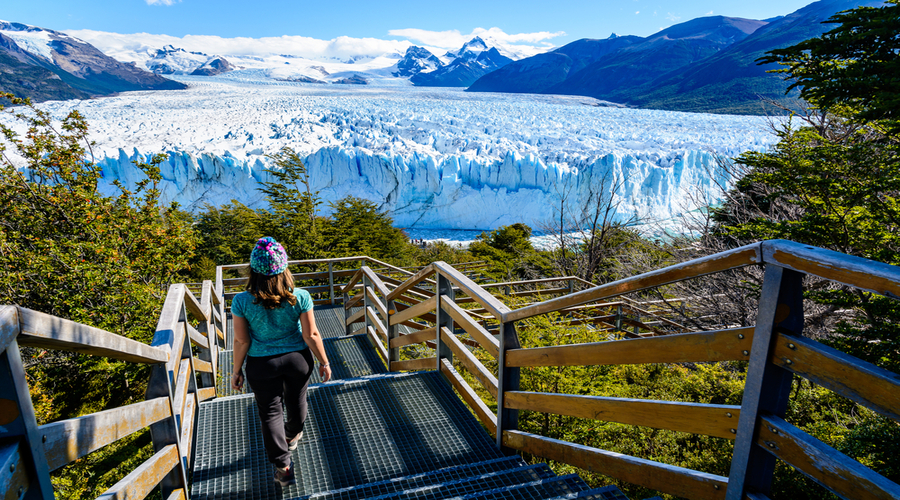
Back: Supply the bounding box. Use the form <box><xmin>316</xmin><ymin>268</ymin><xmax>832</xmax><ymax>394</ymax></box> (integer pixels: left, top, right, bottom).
<box><xmin>274</xmin><ymin>463</ymin><xmax>295</xmax><ymax>486</ymax></box>
<box><xmin>287</xmin><ymin>431</ymin><xmax>303</xmax><ymax>451</ymax></box>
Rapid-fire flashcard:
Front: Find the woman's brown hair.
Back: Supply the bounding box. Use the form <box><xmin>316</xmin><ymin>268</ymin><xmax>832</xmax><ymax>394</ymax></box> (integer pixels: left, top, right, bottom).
<box><xmin>246</xmin><ymin>268</ymin><xmax>297</xmax><ymax>309</ymax></box>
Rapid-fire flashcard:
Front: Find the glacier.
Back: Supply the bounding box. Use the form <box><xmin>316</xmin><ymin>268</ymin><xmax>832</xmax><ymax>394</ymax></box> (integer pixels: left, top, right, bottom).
<box><xmin>6</xmin><ymin>72</ymin><xmax>777</xmax><ymax>230</ymax></box>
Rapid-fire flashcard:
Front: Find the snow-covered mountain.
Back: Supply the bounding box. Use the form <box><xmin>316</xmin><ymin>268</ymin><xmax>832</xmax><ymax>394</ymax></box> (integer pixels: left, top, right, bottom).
<box><xmin>411</xmin><ymin>37</ymin><xmax>514</xmax><ymax>87</ymax></box>
<box><xmin>0</xmin><ymin>20</ymin><xmax>185</xmax><ymax>101</ymax></box>
<box><xmin>4</xmin><ymin>75</ymin><xmax>777</xmax><ymax>231</ymax></box>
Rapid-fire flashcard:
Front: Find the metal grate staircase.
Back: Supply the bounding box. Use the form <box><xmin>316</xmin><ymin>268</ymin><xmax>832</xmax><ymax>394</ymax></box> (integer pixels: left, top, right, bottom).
<box><xmin>192</xmin><ymin>305</ymin><xmax>631</xmax><ymax>500</ymax></box>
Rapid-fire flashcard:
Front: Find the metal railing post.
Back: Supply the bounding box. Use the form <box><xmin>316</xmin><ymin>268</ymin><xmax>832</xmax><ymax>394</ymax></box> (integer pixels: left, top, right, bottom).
<box><xmin>363</xmin><ymin>276</ymin><xmax>372</xmax><ymax>333</ymax></box>
<box><xmin>496</xmin><ymin>318</ymin><xmax>521</xmax><ymax>449</ymax></box>
<box><xmin>726</xmin><ymin>265</ymin><xmax>803</xmax><ymax>499</ymax></box>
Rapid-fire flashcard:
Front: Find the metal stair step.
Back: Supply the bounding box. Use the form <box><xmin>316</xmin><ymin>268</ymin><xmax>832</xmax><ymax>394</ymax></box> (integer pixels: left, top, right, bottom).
<box><xmin>297</xmin><ymin>457</ymin><xmax>529</xmax><ymax>500</ymax></box>
<box><xmin>446</xmin><ymin>474</ymin><xmax>591</xmax><ymax>499</ymax></box>
<box><xmin>192</xmin><ymin>371</ymin><xmax>503</xmax><ymax>499</ymax></box>
<box><xmin>548</xmin><ymin>485</ymin><xmax>631</xmax><ymax>499</ymax></box>
<box><xmin>364</xmin><ymin>464</ymin><xmax>557</xmax><ymax>500</ymax></box>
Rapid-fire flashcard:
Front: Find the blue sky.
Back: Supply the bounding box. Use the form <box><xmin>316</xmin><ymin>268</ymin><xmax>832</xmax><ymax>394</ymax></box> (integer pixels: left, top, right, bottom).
<box><xmin>5</xmin><ymin>0</ymin><xmax>818</xmax><ymax>48</ymax></box>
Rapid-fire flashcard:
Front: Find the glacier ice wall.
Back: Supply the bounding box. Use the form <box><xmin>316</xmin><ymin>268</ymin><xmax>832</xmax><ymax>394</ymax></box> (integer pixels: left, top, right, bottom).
<box><xmin>97</xmin><ymin>145</ymin><xmax>729</xmax><ymax>230</ymax></box>
<box><xmin>16</xmin><ymin>75</ymin><xmax>774</xmax><ymax>230</ymax></box>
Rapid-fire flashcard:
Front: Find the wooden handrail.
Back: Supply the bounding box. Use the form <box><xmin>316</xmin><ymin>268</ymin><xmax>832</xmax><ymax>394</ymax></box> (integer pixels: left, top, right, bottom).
<box><xmin>433</xmin><ymin>261</ymin><xmax>511</xmax><ymax>321</ymax></box>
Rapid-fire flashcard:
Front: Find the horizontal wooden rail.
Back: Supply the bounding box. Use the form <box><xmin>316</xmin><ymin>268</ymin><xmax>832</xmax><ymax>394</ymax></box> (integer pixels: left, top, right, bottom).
<box><xmin>440</xmin><ymin>300</ymin><xmax>500</xmax><ymax>359</ymax></box>
<box><xmin>16</xmin><ymin>307</ymin><xmax>169</xmax><ymax>365</ymax></box>
<box><xmin>390</xmin><ymin>357</ymin><xmax>436</xmax><ymax>371</ymax></box>
<box><xmin>367</xmin><ymin>307</ymin><xmax>388</xmax><ymax>341</ymax></box>
<box><xmin>481</xmin><ymin>276</ymin><xmax>578</xmax><ymax>289</ymax></box>
<box><xmin>346</xmin><ymin>307</ymin><xmax>366</xmax><ymax>326</ymax></box>
<box><xmin>379</xmin><ymin>275</ymin><xmax>433</xmax><ymax>301</ymax></box>
<box><xmin>440</xmin><ymin>359</ymin><xmax>497</xmax><ymax>436</ymax></box>
<box><xmin>40</xmin><ymin>397</ymin><xmax>171</xmax><ymax>471</ymax></box>
<box><xmin>360</xmin><ymin>267</ymin><xmax>392</xmax><ymax>298</ymax></box>
<box><xmin>390</xmin><ymin>295</ymin><xmax>437</xmax><ymax>326</ymax></box>
<box><xmin>762</xmin><ymin>240</ymin><xmax>900</xmax><ymax>299</ymax></box>
<box><xmin>390</xmin><ymin>327</ymin><xmax>437</xmax><ymax>349</ymax></box>
<box><xmin>505</xmin><ymin>326</ymin><xmax>754</xmax><ymax>368</ymax></box>
<box><xmin>502</xmin><ymin>430</ymin><xmax>729</xmax><ymax>500</ymax></box>
<box><xmin>434</xmin><ymin>261</ymin><xmax>511</xmax><ymax>321</ymax></box>
<box><xmin>504</xmin><ymin>392</ymin><xmax>740</xmax><ymax>440</ymax></box>
<box><xmin>386</xmin><ymin>264</ymin><xmax>436</xmax><ymax>302</ymax></box>
<box><xmin>758</xmin><ymin>415</ymin><xmax>900</xmax><ymax>500</ymax></box>
<box><xmin>440</xmin><ymin>327</ymin><xmax>498</xmax><ymax>398</ymax></box>
<box><xmin>506</xmin><ymin>242</ymin><xmax>762</xmax><ymax>322</ymax></box>
<box><xmin>96</xmin><ymin>443</ymin><xmax>181</xmax><ymax>500</ymax></box>
<box><xmin>771</xmin><ymin>332</ymin><xmax>900</xmax><ymax>421</ymax></box>
<box><xmin>508</xmin><ymin>287</ymin><xmax>571</xmax><ymax>298</ymax></box>
<box><xmin>344</xmin><ymin>291</ymin><xmax>365</xmax><ymax>310</ymax></box>
<box><xmin>366</xmin><ymin>286</ymin><xmax>389</xmax><ymax>319</ymax></box>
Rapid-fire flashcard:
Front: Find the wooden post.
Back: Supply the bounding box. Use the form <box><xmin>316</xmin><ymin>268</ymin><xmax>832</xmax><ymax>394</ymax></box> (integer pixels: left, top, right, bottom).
<box><xmin>387</xmin><ymin>299</ymin><xmax>398</xmax><ymax>370</ymax></box>
<box><xmin>0</xmin><ymin>334</ymin><xmax>55</xmax><ymax>500</ymax></box>
<box><xmin>726</xmin><ymin>266</ymin><xmax>803</xmax><ymax>500</ymax></box>
<box><xmin>344</xmin><ymin>289</ymin><xmax>352</xmax><ymax>336</ymax></box>
<box><xmin>435</xmin><ymin>272</ymin><xmax>455</xmax><ymax>369</ymax></box>
<box><xmin>329</xmin><ymin>262</ymin><xmax>335</xmax><ymax>305</ymax></box>
<box><xmin>197</xmin><ymin>282</ymin><xmax>215</xmax><ymax>390</ymax></box>
<box><xmin>363</xmin><ymin>276</ymin><xmax>373</xmax><ymax>333</ymax></box>
<box><xmin>567</xmin><ymin>279</ymin><xmax>574</xmax><ymax>295</ymax></box>
<box><xmin>496</xmin><ymin>319</ymin><xmax>521</xmax><ymax>449</ymax></box>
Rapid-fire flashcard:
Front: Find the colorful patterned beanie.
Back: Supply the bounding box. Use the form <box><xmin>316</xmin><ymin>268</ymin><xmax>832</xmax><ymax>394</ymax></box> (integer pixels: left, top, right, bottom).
<box><xmin>249</xmin><ymin>237</ymin><xmax>289</xmax><ymax>276</ymax></box>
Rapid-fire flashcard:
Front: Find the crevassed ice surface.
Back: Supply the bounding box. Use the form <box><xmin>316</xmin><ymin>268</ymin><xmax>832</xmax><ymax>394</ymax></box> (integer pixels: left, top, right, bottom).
<box><xmin>20</xmin><ymin>72</ymin><xmax>776</xmax><ymax>230</ymax></box>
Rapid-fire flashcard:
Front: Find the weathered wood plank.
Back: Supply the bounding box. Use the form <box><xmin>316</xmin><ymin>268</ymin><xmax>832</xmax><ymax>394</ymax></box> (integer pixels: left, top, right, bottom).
<box><xmin>506</xmin><ymin>243</ymin><xmax>762</xmax><ymax>322</ymax></box>
<box><xmin>38</xmin><ymin>397</ymin><xmax>171</xmax><ymax>471</ymax></box>
<box><xmin>197</xmin><ymin>387</ymin><xmax>216</xmax><ymax>402</ymax></box>
<box><xmin>380</xmin><ymin>274</ymin><xmax>434</xmax><ymax>301</ymax></box>
<box><xmin>763</xmin><ymin>240</ymin><xmax>900</xmax><ymax>299</ymax></box>
<box><xmin>758</xmin><ymin>415</ymin><xmax>900</xmax><ymax>500</ymax></box>
<box><xmin>391</xmin><ymin>357</ymin><xmax>437</xmax><ymax>372</ymax></box>
<box><xmin>0</xmin><ymin>441</ymin><xmax>29</xmax><ymax>500</ymax></box>
<box><xmin>0</xmin><ymin>305</ymin><xmax>19</xmax><ymax>355</ymax></box>
<box><xmin>96</xmin><ymin>444</ymin><xmax>180</xmax><ymax>500</ymax></box>
<box><xmin>367</xmin><ymin>326</ymin><xmax>389</xmax><ymax>364</ymax></box>
<box><xmin>441</xmin><ymin>326</ymin><xmax>498</xmax><ymax>398</ymax></box>
<box><xmin>344</xmin><ymin>292</ymin><xmax>365</xmax><ymax>311</ymax></box>
<box><xmin>508</xmin><ymin>287</ymin><xmax>571</xmax><ymax>298</ymax></box>
<box><xmin>152</xmin><ymin>284</ymin><xmax>188</xmax><ymax>373</ymax></box>
<box><xmin>182</xmin><ymin>287</ymin><xmax>207</xmax><ymax>323</ymax></box>
<box><xmin>504</xmin><ymin>392</ymin><xmax>740</xmax><ymax>440</ymax></box>
<box><xmin>16</xmin><ymin>307</ymin><xmax>168</xmax><ymax>365</ymax></box>
<box><xmin>390</xmin><ymin>295</ymin><xmax>437</xmax><ymax>326</ymax></box>
<box><xmin>772</xmin><ymin>332</ymin><xmax>900</xmax><ymax>421</ymax></box>
<box><xmin>361</xmin><ymin>268</ymin><xmax>392</xmax><ymax>298</ymax></box>
<box><xmin>346</xmin><ymin>308</ymin><xmax>366</xmax><ymax>326</ymax></box>
<box><xmin>180</xmin><ymin>396</ymin><xmax>196</xmax><ymax>469</ymax></box>
<box><xmin>386</xmin><ymin>264</ymin><xmax>435</xmax><ymax>301</ymax></box>
<box><xmin>390</xmin><ymin>327</ymin><xmax>437</xmax><ymax>349</ymax></box>
<box><xmin>366</xmin><ymin>286</ymin><xmax>389</xmax><ymax>319</ymax></box>
<box><xmin>366</xmin><ymin>306</ymin><xmax>388</xmax><ymax>341</ymax></box>
<box><xmin>440</xmin><ymin>358</ymin><xmax>497</xmax><ymax>436</ymax></box>
<box><xmin>193</xmin><ymin>359</ymin><xmax>212</xmax><ymax>374</ymax></box>
<box><xmin>186</xmin><ymin>323</ymin><xmax>208</xmax><ymax>350</ymax></box>
<box><xmin>433</xmin><ymin>261</ymin><xmax>511</xmax><ymax>320</ymax></box>
<box><xmin>481</xmin><ymin>277</ymin><xmax>579</xmax><ymax>289</ymax></box>
<box><xmin>342</xmin><ymin>269</ymin><xmax>365</xmax><ymax>296</ymax></box>
<box><xmin>173</xmin><ymin>359</ymin><xmax>191</xmax><ymax>419</ymax></box>
<box><xmin>503</xmin><ymin>430</ymin><xmax>727</xmax><ymax>500</ymax></box>
<box><xmin>441</xmin><ymin>300</ymin><xmax>500</xmax><ymax>359</ymax></box>
<box><xmin>506</xmin><ymin>327</ymin><xmax>754</xmax><ymax>367</ymax></box>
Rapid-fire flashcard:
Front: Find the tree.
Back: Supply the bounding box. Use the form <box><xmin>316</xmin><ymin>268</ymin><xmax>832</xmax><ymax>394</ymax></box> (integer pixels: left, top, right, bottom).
<box><xmin>759</xmin><ymin>0</ymin><xmax>900</xmax><ymax>133</ymax></box>
<box><xmin>191</xmin><ymin>201</ymin><xmax>265</xmax><ymax>278</ymax></box>
<box><xmin>258</xmin><ymin>147</ymin><xmax>323</xmax><ymax>260</ymax></box>
<box><xmin>323</xmin><ymin>196</ymin><xmax>414</xmax><ymax>264</ymax></box>
<box><xmin>469</xmin><ymin>223</ymin><xmax>551</xmax><ymax>282</ymax></box>
<box><xmin>0</xmin><ymin>93</ymin><xmax>197</xmax><ymax>498</ymax></box>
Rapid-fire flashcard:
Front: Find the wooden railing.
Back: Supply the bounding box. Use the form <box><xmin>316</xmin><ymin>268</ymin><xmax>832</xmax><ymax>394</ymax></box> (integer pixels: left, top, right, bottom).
<box><xmin>1</xmin><ymin>280</ymin><xmax>225</xmax><ymax>500</ymax></box>
<box><xmin>341</xmin><ymin>240</ymin><xmax>900</xmax><ymax>500</ymax></box>
<box><xmin>5</xmin><ymin>240</ymin><xmax>899</xmax><ymax>499</ymax></box>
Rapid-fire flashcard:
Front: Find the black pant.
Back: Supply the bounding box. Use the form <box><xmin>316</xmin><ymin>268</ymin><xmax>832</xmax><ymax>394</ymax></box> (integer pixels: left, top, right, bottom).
<box><xmin>246</xmin><ymin>348</ymin><xmax>314</xmax><ymax>468</ymax></box>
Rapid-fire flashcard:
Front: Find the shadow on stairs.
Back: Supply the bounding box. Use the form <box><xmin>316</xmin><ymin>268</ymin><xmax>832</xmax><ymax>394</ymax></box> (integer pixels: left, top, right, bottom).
<box><xmin>194</xmin><ymin>306</ymin><xmax>631</xmax><ymax>500</ymax></box>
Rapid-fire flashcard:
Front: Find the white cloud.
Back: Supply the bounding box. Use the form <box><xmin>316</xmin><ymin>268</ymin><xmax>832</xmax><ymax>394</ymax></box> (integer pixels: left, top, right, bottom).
<box><xmin>666</xmin><ymin>12</ymin><xmax>680</xmax><ymax>22</ymax></box>
<box><xmin>705</xmin><ymin>10</ymin><xmax>714</xmax><ymax>15</ymax></box>
<box><xmin>635</xmin><ymin>11</ymin><xmax>640</xmax><ymax>15</ymax></box>
<box><xmin>145</xmin><ymin>0</ymin><xmax>179</xmax><ymax>5</ymax></box>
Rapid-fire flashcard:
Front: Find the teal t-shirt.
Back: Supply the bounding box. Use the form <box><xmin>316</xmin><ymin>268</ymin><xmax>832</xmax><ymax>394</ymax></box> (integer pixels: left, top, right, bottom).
<box><xmin>231</xmin><ymin>288</ymin><xmax>313</xmax><ymax>357</ymax></box>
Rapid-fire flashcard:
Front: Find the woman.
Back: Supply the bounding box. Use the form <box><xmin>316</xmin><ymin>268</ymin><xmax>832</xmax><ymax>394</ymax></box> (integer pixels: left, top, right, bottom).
<box><xmin>230</xmin><ymin>237</ymin><xmax>331</xmax><ymax>487</ymax></box>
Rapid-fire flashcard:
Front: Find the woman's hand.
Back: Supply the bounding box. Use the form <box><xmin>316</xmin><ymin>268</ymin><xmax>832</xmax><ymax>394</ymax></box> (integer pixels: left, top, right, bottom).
<box><xmin>319</xmin><ymin>363</ymin><xmax>332</xmax><ymax>383</ymax></box>
<box><xmin>231</xmin><ymin>370</ymin><xmax>244</xmax><ymax>391</ymax></box>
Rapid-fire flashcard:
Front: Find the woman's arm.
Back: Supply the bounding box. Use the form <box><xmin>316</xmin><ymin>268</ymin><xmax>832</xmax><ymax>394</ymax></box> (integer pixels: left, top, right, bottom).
<box><xmin>231</xmin><ymin>315</ymin><xmax>251</xmax><ymax>390</ymax></box>
<box><xmin>301</xmin><ymin>309</ymin><xmax>331</xmax><ymax>382</ymax></box>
